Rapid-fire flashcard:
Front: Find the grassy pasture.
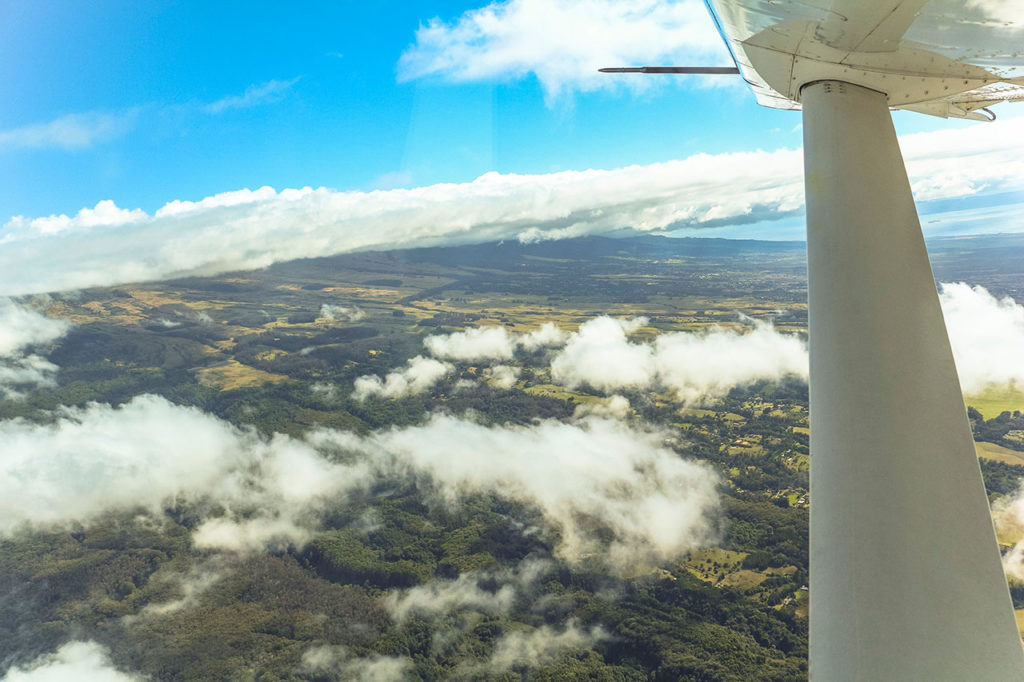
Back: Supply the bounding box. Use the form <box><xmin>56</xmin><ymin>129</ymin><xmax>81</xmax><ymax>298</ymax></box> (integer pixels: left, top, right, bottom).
<box><xmin>976</xmin><ymin>441</ymin><xmax>1024</xmax><ymax>467</ymax></box>
<box><xmin>966</xmin><ymin>386</ymin><xmax>1024</xmax><ymax>420</ymax></box>
<box><xmin>196</xmin><ymin>359</ymin><xmax>290</xmax><ymax>390</ymax></box>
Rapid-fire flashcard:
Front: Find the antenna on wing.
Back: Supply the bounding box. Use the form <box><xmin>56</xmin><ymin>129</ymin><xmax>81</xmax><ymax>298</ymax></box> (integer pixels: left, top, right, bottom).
<box><xmin>598</xmin><ymin>66</ymin><xmax>739</xmax><ymax>74</ymax></box>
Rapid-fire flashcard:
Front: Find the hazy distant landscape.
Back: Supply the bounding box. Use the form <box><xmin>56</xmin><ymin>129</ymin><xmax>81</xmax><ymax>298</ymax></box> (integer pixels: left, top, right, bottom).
<box><xmin>3</xmin><ymin>233</ymin><xmax>1024</xmax><ymax>680</ymax></box>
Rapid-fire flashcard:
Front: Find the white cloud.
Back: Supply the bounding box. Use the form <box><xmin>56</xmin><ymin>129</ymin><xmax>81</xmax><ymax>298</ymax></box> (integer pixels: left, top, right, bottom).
<box><xmin>301</xmin><ymin>645</ymin><xmax>411</xmax><ymax>682</ymax></box>
<box><xmin>387</xmin><ymin>571</ymin><xmax>515</xmax><ymax>622</ymax></box>
<box><xmin>0</xmin><ymin>299</ymin><xmax>71</xmax><ymax>398</ymax></box>
<box><xmin>993</xmin><ymin>488</ymin><xmax>1024</xmax><ymax>582</ymax></box>
<box><xmin>551</xmin><ymin>316</ymin><xmax>656</xmax><ymax>392</ymax></box>
<box><xmin>319</xmin><ymin>303</ymin><xmax>366</xmax><ymax>322</ymax></box>
<box><xmin>901</xmin><ymin>117</ymin><xmax>1024</xmax><ymax>201</ymax></box>
<box><xmin>136</xmin><ymin>557</ymin><xmax>229</xmax><ymax>617</ymax></box>
<box><xmin>0</xmin><ymin>110</ymin><xmax>138</xmax><ymax>153</ymax></box>
<box><xmin>550</xmin><ymin>316</ymin><xmax>807</xmax><ymax>404</ymax></box>
<box><xmin>0</xmin><ymin>395</ymin><xmax>365</xmax><ymax>546</ymax></box>
<box><xmin>653</xmin><ymin>319</ymin><xmax>808</xmax><ymax>403</ymax></box>
<box><xmin>939</xmin><ymin>283</ymin><xmax>1024</xmax><ymax>394</ymax></box>
<box><xmin>573</xmin><ymin>394</ymin><xmax>632</xmax><ymax>420</ymax></box>
<box><xmin>315</xmin><ymin>414</ymin><xmax>721</xmax><ymax>572</ymax></box>
<box><xmin>0</xmin><ymin>395</ymin><xmax>243</xmax><ymax>535</ymax></box>
<box><xmin>488</xmin><ymin>620</ymin><xmax>606</xmax><ymax>671</ymax></box>
<box><xmin>425</xmin><ymin>322</ymin><xmax>569</xmax><ymax>363</ymax></box>
<box><xmin>191</xmin><ymin>516</ymin><xmax>314</xmax><ymax>552</ymax></box>
<box><xmin>3</xmin><ymin>116</ymin><xmax>1024</xmax><ymax>296</ymax></box>
<box><xmin>352</xmin><ymin>355</ymin><xmax>454</xmax><ymax>400</ymax></box>
<box><xmin>2</xmin><ymin>641</ymin><xmax>140</xmax><ymax>681</ymax></box>
<box><xmin>310</xmin><ymin>381</ymin><xmax>341</xmax><ymax>402</ymax></box>
<box><xmin>398</xmin><ymin>0</ymin><xmax>730</xmax><ymax>102</ymax></box>
<box><xmin>0</xmin><ymin>298</ymin><xmax>69</xmax><ymax>355</ymax></box>
<box><xmin>425</xmin><ymin>326</ymin><xmax>517</xmax><ymax>361</ymax></box>
<box><xmin>3</xmin><ymin>200</ymin><xmax>147</xmax><ymax>237</ymax></box>
<box><xmin>519</xmin><ymin>322</ymin><xmax>569</xmax><ymax>350</ymax></box>
<box><xmin>203</xmin><ymin>78</ymin><xmax>300</xmax><ymax>114</ymax></box>
<box><xmin>0</xmin><ymin>394</ymin><xmax>719</xmax><ymax>571</ymax></box>
<box><xmin>485</xmin><ymin>364</ymin><xmax>521</xmax><ymax>389</ymax></box>
<box><xmin>387</xmin><ymin>559</ymin><xmax>551</xmax><ymax>623</ymax></box>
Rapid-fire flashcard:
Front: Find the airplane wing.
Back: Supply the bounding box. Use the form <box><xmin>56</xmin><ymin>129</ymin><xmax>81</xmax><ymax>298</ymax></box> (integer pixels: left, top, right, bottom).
<box><xmin>706</xmin><ymin>0</ymin><xmax>1024</xmax><ymax>119</ymax></box>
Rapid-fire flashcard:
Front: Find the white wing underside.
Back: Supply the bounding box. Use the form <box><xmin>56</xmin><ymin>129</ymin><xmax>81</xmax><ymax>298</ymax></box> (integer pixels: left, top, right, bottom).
<box><xmin>707</xmin><ymin>0</ymin><xmax>1024</xmax><ymax>119</ymax></box>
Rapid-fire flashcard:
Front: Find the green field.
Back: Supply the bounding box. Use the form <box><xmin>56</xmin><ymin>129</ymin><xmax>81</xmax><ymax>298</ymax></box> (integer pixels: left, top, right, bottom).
<box><xmin>966</xmin><ymin>386</ymin><xmax>1024</xmax><ymax>420</ymax></box>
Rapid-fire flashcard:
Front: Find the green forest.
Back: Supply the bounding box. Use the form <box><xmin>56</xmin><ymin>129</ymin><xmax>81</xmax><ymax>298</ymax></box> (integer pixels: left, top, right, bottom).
<box><xmin>2</xmin><ymin>235</ymin><xmax>1023</xmax><ymax>681</ymax></box>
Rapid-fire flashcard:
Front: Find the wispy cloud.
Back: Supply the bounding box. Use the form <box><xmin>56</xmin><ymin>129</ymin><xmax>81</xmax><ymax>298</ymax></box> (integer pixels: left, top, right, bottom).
<box><xmin>2</xmin><ymin>116</ymin><xmax>1024</xmax><ymax>296</ymax></box>
<box><xmin>0</xmin><ymin>78</ymin><xmax>299</xmax><ymax>155</ymax></box>
<box><xmin>0</xmin><ymin>298</ymin><xmax>71</xmax><ymax>398</ymax></box>
<box><xmin>0</xmin><ymin>395</ymin><xmax>720</xmax><ymax>572</ymax></box>
<box><xmin>301</xmin><ymin>645</ymin><xmax>411</xmax><ymax>682</ymax></box>
<box><xmin>0</xmin><ymin>109</ymin><xmax>139</xmax><ymax>153</ymax></box>
<box><xmin>487</xmin><ymin>620</ymin><xmax>606</xmax><ymax>672</ymax></box>
<box><xmin>3</xmin><ymin>641</ymin><xmax>140</xmax><ymax>681</ymax></box>
<box><xmin>398</xmin><ymin>0</ymin><xmax>731</xmax><ymax>103</ymax></box>
<box><xmin>315</xmin><ymin>414</ymin><xmax>721</xmax><ymax>572</ymax></box>
<box><xmin>203</xmin><ymin>77</ymin><xmax>301</xmax><ymax>114</ymax></box>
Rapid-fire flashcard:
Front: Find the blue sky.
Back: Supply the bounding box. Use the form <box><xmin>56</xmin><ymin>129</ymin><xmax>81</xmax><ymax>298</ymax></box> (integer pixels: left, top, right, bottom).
<box><xmin>1</xmin><ymin>0</ymin><xmax>1023</xmax><ymax>294</ymax></box>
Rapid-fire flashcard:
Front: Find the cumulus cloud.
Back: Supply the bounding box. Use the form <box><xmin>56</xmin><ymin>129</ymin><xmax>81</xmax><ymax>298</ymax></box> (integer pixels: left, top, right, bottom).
<box><xmin>425</xmin><ymin>323</ymin><xmax>568</xmax><ymax>362</ymax></box>
<box><xmin>0</xmin><ymin>110</ymin><xmax>138</xmax><ymax>153</ymax></box>
<box><xmin>0</xmin><ymin>396</ymin><xmax>242</xmax><ymax>534</ymax></box>
<box><xmin>352</xmin><ymin>355</ymin><xmax>454</xmax><ymax>400</ymax></box>
<box><xmin>0</xmin><ymin>299</ymin><xmax>71</xmax><ymax>398</ymax></box>
<box><xmin>652</xmin><ymin>319</ymin><xmax>808</xmax><ymax>403</ymax></box>
<box><xmin>0</xmin><ymin>395</ymin><xmax>365</xmax><ymax>547</ymax></box>
<box><xmin>425</xmin><ymin>326</ymin><xmax>517</xmax><ymax>361</ymax></box>
<box><xmin>203</xmin><ymin>78</ymin><xmax>301</xmax><ymax>114</ymax></box>
<box><xmin>319</xmin><ymin>303</ymin><xmax>366</xmax><ymax>322</ymax></box>
<box><xmin>550</xmin><ymin>316</ymin><xmax>807</xmax><ymax>404</ymax></box>
<box><xmin>3</xmin><ymin>641</ymin><xmax>140</xmax><ymax>681</ymax></box>
<box><xmin>398</xmin><ymin>0</ymin><xmax>730</xmax><ymax>102</ymax></box>
<box><xmin>3</xmin><ymin>200</ymin><xmax>147</xmax><ymax>237</ymax></box>
<box><xmin>939</xmin><ymin>283</ymin><xmax>1024</xmax><ymax>394</ymax></box>
<box><xmin>519</xmin><ymin>322</ymin><xmax>569</xmax><ymax>350</ymax></box>
<box><xmin>3</xmin><ymin>116</ymin><xmax>1024</xmax><ymax>296</ymax></box>
<box><xmin>301</xmin><ymin>645</ymin><xmax>411</xmax><ymax>682</ymax></box>
<box><xmin>551</xmin><ymin>316</ymin><xmax>655</xmax><ymax>392</ymax></box>
<box><xmin>315</xmin><ymin>414</ymin><xmax>721</xmax><ymax>571</ymax></box>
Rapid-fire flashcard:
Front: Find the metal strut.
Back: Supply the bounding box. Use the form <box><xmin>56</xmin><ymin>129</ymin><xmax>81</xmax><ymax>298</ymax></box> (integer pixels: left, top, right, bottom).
<box><xmin>802</xmin><ymin>80</ymin><xmax>1024</xmax><ymax>680</ymax></box>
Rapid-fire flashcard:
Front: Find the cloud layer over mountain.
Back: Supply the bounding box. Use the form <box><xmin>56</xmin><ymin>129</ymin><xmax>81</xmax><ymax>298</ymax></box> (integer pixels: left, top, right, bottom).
<box><xmin>3</xmin><ymin>117</ymin><xmax>1023</xmax><ymax>296</ymax></box>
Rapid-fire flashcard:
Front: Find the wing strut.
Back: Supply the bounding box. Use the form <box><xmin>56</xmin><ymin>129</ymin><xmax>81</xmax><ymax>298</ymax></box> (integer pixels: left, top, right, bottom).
<box><xmin>802</xmin><ymin>79</ymin><xmax>1024</xmax><ymax>680</ymax></box>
